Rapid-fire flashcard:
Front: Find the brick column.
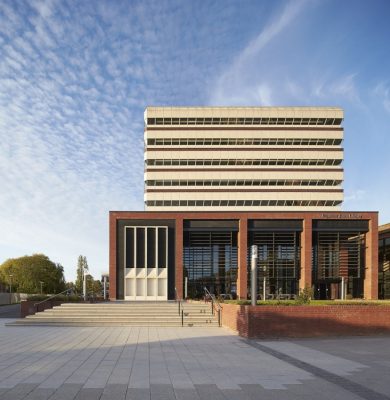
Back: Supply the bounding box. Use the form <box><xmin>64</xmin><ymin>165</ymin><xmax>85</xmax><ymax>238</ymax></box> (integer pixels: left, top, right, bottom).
<box><xmin>364</xmin><ymin>214</ymin><xmax>379</xmax><ymax>299</ymax></box>
<box><xmin>109</xmin><ymin>213</ymin><xmax>117</xmax><ymax>300</ymax></box>
<box><xmin>300</xmin><ymin>217</ymin><xmax>312</xmax><ymax>292</ymax></box>
<box><xmin>175</xmin><ymin>217</ymin><xmax>184</xmax><ymax>299</ymax></box>
<box><xmin>237</xmin><ymin>217</ymin><xmax>248</xmax><ymax>300</ymax></box>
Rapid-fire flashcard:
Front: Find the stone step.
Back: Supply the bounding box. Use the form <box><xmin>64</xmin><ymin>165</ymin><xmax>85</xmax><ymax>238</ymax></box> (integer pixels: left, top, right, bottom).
<box><xmin>8</xmin><ymin>321</ymin><xmax>219</xmax><ymax>327</ymax></box>
<box><xmin>16</xmin><ymin>301</ymin><xmax>219</xmax><ymax>327</ymax></box>
<box><xmin>26</xmin><ymin>315</ymin><xmax>215</xmax><ymax>321</ymax></box>
<box><xmin>37</xmin><ymin>313</ymin><xmax>214</xmax><ymax>318</ymax></box>
<box><xmin>52</xmin><ymin>305</ymin><xmax>211</xmax><ymax>311</ymax></box>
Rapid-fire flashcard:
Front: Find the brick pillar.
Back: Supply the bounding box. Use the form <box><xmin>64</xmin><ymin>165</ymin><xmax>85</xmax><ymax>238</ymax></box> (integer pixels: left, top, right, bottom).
<box><xmin>109</xmin><ymin>213</ymin><xmax>117</xmax><ymax>300</ymax></box>
<box><xmin>300</xmin><ymin>217</ymin><xmax>312</xmax><ymax>292</ymax></box>
<box><xmin>364</xmin><ymin>214</ymin><xmax>379</xmax><ymax>299</ymax></box>
<box><xmin>237</xmin><ymin>217</ymin><xmax>248</xmax><ymax>300</ymax></box>
<box><xmin>175</xmin><ymin>218</ymin><xmax>184</xmax><ymax>299</ymax></box>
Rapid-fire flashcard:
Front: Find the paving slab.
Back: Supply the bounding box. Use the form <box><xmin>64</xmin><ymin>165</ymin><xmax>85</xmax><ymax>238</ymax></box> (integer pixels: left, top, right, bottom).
<box><xmin>73</xmin><ymin>388</ymin><xmax>103</xmax><ymax>400</ymax></box>
<box><xmin>0</xmin><ymin>383</ymin><xmax>37</xmax><ymax>400</ymax></box>
<box><xmin>22</xmin><ymin>387</ymin><xmax>55</xmax><ymax>400</ymax></box>
<box><xmin>47</xmin><ymin>384</ymin><xmax>83</xmax><ymax>400</ymax></box>
<box><xmin>126</xmin><ymin>388</ymin><xmax>150</xmax><ymax>400</ymax></box>
<box><xmin>100</xmin><ymin>383</ymin><xmax>127</xmax><ymax>400</ymax></box>
<box><xmin>1</xmin><ymin>319</ymin><xmax>390</xmax><ymax>400</ymax></box>
<box><xmin>173</xmin><ymin>388</ymin><xmax>200</xmax><ymax>400</ymax></box>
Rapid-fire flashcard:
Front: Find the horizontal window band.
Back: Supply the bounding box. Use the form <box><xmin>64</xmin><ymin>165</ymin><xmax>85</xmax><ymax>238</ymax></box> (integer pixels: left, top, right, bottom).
<box><xmin>145</xmin><ymin>189</ymin><xmax>344</xmax><ymax>193</ymax></box>
<box><xmin>145</xmin><ymin>200</ymin><xmax>342</xmax><ymax>207</ymax></box>
<box><xmin>146</xmin><ymin>147</ymin><xmax>343</xmax><ymax>152</ymax></box>
<box><xmin>146</xmin><ymin>168</ymin><xmax>344</xmax><ymax>172</ymax></box>
<box><xmin>145</xmin><ymin>179</ymin><xmax>342</xmax><ymax>187</ymax></box>
<box><xmin>147</xmin><ymin>117</ymin><xmax>343</xmax><ymax>126</ymax></box>
<box><xmin>145</xmin><ymin>159</ymin><xmax>343</xmax><ymax>166</ymax></box>
<box><xmin>146</xmin><ymin>127</ymin><xmax>343</xmax><ymax>131</ymax></box>
<box><xmin>147</xmin><ymin>138</ymin><xmax>343</xmax><ymax>146</ymax></box>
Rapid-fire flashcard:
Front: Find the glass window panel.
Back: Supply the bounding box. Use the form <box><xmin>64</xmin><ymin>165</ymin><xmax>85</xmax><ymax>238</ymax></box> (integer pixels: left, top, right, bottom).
<box><xmin>125</xmin><ymin>228</ymin><xmax>134</xmax><ymax>268</ymax></box>
<box><xmin>158</xmin><ymin>228</ymin><xmax>167</xmax><ymax>268</ymax></box>
<box><xmin>136</xmin><ymin>228</ymin><xmax>145</xmax><ymax>268</ymax></box>
<box><xmin>147</xmin><ymin>228</ymin><xmax>156</xmax><ymax>268</ymax></box>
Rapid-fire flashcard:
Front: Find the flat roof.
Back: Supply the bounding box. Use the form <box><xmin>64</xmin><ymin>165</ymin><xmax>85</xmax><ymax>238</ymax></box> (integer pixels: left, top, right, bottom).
<box><xmin>379</xmin><ymin>223</ymin><xmax>390</xmax><ymax>233</ymax></box>
<box><xmin>145</xmin><ymin>106</ymin><xmax>344</xmax><ymax>119</ymax></box>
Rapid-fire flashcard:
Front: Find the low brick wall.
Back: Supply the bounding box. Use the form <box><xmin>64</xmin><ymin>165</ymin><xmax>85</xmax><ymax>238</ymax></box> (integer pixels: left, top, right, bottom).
<box><xmin>20</xmin><ymin>300</ymin><xmax>66</xmax><ymax>318</ymax></box>
<box><xmin>221</xmin><ymin>303</ymin><xmax>390</xmax><ymax>338</ymax></box>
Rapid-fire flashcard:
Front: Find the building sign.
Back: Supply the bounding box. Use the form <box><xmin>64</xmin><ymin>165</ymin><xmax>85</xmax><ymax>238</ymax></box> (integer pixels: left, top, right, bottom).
<box><xmin>321</xmin><ymin>213</ymin><xmax>363</xmax><ymax>219</ymax></box>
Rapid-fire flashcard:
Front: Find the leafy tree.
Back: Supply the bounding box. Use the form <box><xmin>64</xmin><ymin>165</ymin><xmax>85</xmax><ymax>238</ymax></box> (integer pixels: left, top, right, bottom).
<box><xmin>75</xmin><ymin>255</ymin><xmax>88</xmax><ymax>294</ymax></box>
<box><xmin>85</xmin><ymin>274</ymin><xmax>102</xmax><ymax>296</ymax></box>
<box><xmin>92</xmin><ymin>279</ymin><xmax>102</xmax><ymax>296</ymax></box>
<box><xmin>0</xmin><ymin>254</ymin><xmax>66</xmax><ymax>294</ymax></box>
<box><xmin>65</xmin><ymin>281</ymin><xmax>75</xmax><ymax>294</ymax></box>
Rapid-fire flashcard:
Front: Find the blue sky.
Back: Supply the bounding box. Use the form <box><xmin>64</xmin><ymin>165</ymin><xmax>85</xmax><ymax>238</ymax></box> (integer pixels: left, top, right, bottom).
<box><xmin>1</xmin><ymin>0</ymin><xmax>390</xmax><ymax>282</ymax></box>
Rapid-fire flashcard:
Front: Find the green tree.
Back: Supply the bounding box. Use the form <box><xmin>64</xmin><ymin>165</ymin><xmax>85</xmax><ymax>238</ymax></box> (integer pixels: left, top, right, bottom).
<box><xmin>85</xmin><ymin>274</ymin><xmax>102</xmax><ymax>296</ymax></box>
<box><xmin>0</xmin><ymin>254</ymin><xmax>66</xmax><ymax>294</ymax></box>
<box><xmin>75</xmin><ymin>255</ymin><xmax>88</xmax><ymax>294</ymax></box>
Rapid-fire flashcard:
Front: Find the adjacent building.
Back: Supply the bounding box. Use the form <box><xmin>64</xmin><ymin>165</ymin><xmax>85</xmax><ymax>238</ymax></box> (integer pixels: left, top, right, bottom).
<box><xmin>109</xmin><ymin>107</ymin><xmax>378</xmax><ymax>301</ymax></box>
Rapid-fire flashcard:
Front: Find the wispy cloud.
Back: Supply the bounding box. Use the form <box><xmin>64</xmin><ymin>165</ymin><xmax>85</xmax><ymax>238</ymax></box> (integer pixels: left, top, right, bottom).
<box><xmin>0</xmin><ymin>0</ymin><xmax>244</xmax><ymax>280</ymax></box>
<box><xmin>1</xmin><ymin>0</ymin><xmax>390</xmax><ymax>279</ymax></box>
<box><xmin>210</xmin><ymin>0</ymin><xmax>309</xmax><ymax>105</ymax></box>
<box><xmin>373</xmin><ymin>82</ymin><xmax>390</xmax><ymax>113</ymax></box>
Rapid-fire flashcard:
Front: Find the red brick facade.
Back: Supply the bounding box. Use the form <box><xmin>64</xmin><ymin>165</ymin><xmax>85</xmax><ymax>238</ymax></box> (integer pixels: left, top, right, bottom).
<box><xmin>109</xmin><ymin>211</ymin><xmax>378</xmax><ymax>301</ymax></box>
<box><xmin>221</xmin><ymin>303</ymin><xmax>390</xmax><ymax>338</ymax></box>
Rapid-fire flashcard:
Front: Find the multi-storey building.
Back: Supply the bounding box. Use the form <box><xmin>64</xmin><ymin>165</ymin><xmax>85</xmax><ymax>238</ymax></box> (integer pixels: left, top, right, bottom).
<box><xmin>109</xmin><ymin>107</ymin><xmax>378</xmax><ymax>302</ymax></box>
<box><xmin>144</xmin><ymin>107</ymin><xmax>344</xmax><ymax>211</ymax></box>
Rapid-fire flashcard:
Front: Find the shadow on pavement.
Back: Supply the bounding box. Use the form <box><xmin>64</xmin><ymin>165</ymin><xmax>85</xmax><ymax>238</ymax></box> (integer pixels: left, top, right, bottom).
<box><xmin>0</xmin><ymin>304</ymin><xmax>21</xmax><ymax>318</ymax></box>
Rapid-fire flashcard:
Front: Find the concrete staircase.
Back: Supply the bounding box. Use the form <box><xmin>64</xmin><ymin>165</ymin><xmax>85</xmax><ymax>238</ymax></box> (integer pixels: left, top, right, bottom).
<box><xmin>8</xmin><ymin>301</ymin><xmax>220</xmax><ymax>327</ymax></box>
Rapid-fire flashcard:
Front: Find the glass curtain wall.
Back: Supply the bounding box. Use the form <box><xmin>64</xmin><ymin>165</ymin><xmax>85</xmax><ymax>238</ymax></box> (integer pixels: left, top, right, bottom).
<box><xmin>379</xmin><ymin>236</ymin><xmax>390</xmax><ymax>299</ymax></box>
<box><xmin>247</xmin><ymin>231</ymin><xmax>301</xmax><ymax>299</ymax></box>
<box><xmin>312</xmin><ymin>232</ymin><xmax>365</xmax><ymax>299</ymax></box>
<box><xmin>183</xmin><ymin>231</ymin><xmax>238</xmax><ymax>299</ymax></box>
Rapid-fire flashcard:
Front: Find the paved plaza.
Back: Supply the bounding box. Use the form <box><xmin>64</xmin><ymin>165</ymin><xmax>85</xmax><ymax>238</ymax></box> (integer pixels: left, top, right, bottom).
<box><xmin>0</xmin><ymin>314</ymin><xmax>390</xmax><ymax>399</ymax></box>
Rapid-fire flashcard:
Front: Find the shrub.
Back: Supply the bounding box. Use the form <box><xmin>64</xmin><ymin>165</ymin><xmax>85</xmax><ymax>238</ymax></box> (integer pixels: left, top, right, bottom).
<box><xmin>295</xmin><ymin>286</ymin><xmax>313</xmax><ymax>305</ymax></box>
<box><xmin>26</xmin><ymin>294</ymin><xmax>83</xmax><ymax>302</ymax></box>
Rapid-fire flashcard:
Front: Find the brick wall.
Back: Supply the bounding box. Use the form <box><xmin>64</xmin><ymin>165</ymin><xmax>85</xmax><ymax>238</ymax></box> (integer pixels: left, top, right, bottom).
<box><xmin>221</xmin><ymin>304</ymin><xmax>390</xmax><ymax>338</ymax></box>
<box><xmin>20</xmin><ymin>300</ymin><xmax>64</xmax><ymax>318</ymax></box>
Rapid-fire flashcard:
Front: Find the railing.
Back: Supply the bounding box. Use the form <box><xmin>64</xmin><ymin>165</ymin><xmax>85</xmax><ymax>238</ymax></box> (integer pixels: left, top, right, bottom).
<box><xmin>175</xmin><ymin>287</ymin><xmax>182</xmax><ymax>317</ymax></box>
<box><xmin>204</xmin><ymin>287</ymin><xmax>222</xmax><ymax>327</ymax></box>
<box><xmin>34</xmin><ymin>289</ymin><xmax>72</xmax><ymax>313</ymax></box>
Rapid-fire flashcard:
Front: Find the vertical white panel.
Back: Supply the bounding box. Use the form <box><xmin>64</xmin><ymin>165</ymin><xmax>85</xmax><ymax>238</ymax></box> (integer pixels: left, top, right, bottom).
<box><xmin>158</xmin><ymin>279</ymin><xmax>166</xmax><ymax>297</ymax></box>
<box><xmin>147</xmin><ymin>279</ymin><xmax>155</xmax><ymax>297</ymax></box>
<box><xmin>136</xmin><ymin>279</ymin><xmax>144</xmax><ymax>296</ymax></box>
<box><xmin>124</xmin><ymin>225</ymin><xmax>168</xmax><ymax>300</ymax></box>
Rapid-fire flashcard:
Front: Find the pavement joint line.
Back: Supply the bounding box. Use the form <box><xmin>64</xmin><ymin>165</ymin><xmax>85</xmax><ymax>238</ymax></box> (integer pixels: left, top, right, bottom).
<box><xmin>127</xmin><ymin>327</ymin><xmax>142</xmax><ymax>388</ymax></box>
<box><xmin>244</xmin><ymin>339</ymin><xmax>390</xmax><ymax>400</ymax></box>
<box><xmin>104</xmin><ymin>326</ymin><xmax>132</xmax><ymax>385</ymax></box>
<box><xmin>0</xmin><ymin>327</ymin><xmax>81</xmax><ymax>386</ymax></box>
<box><xmin>38</xmin><ymin>326</ymin><xmax>110</xmax><ymax>388</ymax></box>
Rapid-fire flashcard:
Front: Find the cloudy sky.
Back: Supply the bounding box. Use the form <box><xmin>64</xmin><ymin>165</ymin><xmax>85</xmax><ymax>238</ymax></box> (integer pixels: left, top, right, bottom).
<box><xmin>1</xmin><ymin>0</ymin><xmax>390</xmax><ymax>281</ymax></box>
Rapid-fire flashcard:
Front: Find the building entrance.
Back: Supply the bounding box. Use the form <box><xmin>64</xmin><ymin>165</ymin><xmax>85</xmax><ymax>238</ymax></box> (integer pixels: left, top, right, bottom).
<box><xmin>183</xmin><ymin>229</ymin><xmax>238</xmax><ymax>299</ymax></box>
<box><xmin>312</xmin><ymin>226</ymin><xmax>366</xmax><ymax>299</ymax></box>
<box><xmin>314</xmin><ymin>280</ymin><xmax>341</xmax><ymax>300</ymax></box>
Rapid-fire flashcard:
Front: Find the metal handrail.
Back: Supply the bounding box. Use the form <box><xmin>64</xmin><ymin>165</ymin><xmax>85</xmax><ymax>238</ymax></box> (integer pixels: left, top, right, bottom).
<box><xmin>175</xmin><ymin>287</ymin><xmax>181</xmax><ymax>316</ymax></box>
<box><xmin>34</xmin><ymin>289</ymin><xmax>72</xmax><ymax>312</ymax></box>
<box><xmin>204</xmin><ymin>287</ymin><xmax>222</xmax><ymax>326</ymax></box>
